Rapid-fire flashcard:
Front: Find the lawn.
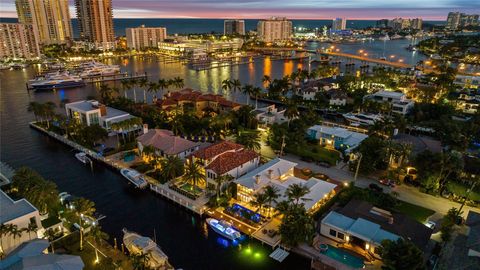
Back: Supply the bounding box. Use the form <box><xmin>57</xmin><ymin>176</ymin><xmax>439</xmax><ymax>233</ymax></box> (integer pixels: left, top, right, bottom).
<box><xmin>394</xmin><ymin>201</ymin><xmax>435</xmax><ymax>223</ymax></box>
<box><xmin>287</xmin><ymin>143</ymin><xmax>340</xmax><ymax>165</ymax></box>
<box><xmin>446</xmin><ymin>182</ymin><xmax>480</xmax><ymax>202</ymax></box>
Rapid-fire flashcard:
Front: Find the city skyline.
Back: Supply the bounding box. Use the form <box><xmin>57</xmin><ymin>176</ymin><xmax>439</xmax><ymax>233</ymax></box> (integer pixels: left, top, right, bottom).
<box><xmin>1</xmin><ymin>0</ymin><xmax>478</xmax><ymax>20</ymax></box>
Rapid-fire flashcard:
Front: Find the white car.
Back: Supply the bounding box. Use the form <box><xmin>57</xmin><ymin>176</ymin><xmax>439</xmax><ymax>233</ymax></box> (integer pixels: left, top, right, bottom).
<box><xmin>425</xmin><ymin>220</ymin><xmax>436</xmax><ymax>230</ymax></box>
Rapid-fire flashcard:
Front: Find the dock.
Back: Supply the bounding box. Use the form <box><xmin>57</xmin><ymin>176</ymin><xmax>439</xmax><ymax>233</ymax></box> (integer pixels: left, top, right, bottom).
<box><xmin>82</xmin><ymin>72</ymin><xmax>148</xmax><ymax>84</ymax></box>
<box><xmin>29</xmin><ymin>122</ymin><xmax>208</xmax><ymax>216</ymax></box>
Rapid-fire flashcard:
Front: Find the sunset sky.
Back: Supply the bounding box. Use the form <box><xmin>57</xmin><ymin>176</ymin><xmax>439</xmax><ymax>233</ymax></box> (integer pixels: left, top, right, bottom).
<box><xmin>1</xmin><ymin>0</ymin><xmax>478</xmax><ymax>20</ymax></box>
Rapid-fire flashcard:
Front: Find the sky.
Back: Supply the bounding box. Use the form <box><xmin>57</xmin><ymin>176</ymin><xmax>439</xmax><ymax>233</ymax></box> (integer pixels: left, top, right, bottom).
<box><xmin>0</xmin><ymin>0</ymin><xmax>478</xmax><ymax>20</ymax></box>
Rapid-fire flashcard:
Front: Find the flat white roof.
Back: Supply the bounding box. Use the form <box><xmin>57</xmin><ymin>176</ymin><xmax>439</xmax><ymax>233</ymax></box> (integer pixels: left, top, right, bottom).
<box><xmin>66</xmin><ymin>100</ymin><xmax>131</xmax><ymax>121</ymax></box>
<box><xmin>372</xmin><ymin>90</ymin><xmax>405</xmax><ymax>99</ymax></box>
<box><xmin>0</xmin><ymin>189</ymin><xmax>38</xmax><ymax>224</ymax></box>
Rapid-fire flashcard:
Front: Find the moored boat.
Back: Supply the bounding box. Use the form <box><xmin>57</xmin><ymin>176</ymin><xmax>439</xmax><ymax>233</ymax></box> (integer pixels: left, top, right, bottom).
<box><xmin>75</xmin><ymin>152</ymin><xmax>90</xmax><ymax>164</ymax></box>
<box><xmin>120</xmin><ymin>168</ymin><xmax>148</xmax><ymax>189</ymax></box>
<box><xmin>206</xmin><ymin>218</ymin><xmax>242</xmax><ymax>241</ymax></box>
<box><xmin>122</xmin><ymin>229</ymin><xmax>172</xmax><ymax>269</ymax></box>
<box><xmin>30</xmin><ymin>75</ymin><xmax>85</xmax><ymax>90</ymax></box>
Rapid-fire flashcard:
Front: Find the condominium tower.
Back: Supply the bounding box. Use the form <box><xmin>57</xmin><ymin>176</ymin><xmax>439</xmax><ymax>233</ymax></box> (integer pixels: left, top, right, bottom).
<box><xmin>257</xmin><ymin>17</ymin><xmax>292</xmax><ymax>42</ymax></box>
<box><xmin>0</xmin><ymin>23</ymin><xmax>40</xmax><ymax>59</ymax></box>
<box><xmin>447</xmin><ymin>12</ymin><xmax>480</xmax><ymax>30</ymax></box>
<box><xmin>332</xmin><ymin>18</ymin><xmax>347</xmax><ymax>31</ymax></box>
<box><xmin>224</xmin><ymin>20</ymin><xmax>245</xmax><ymax>36</ymax></box>
<box><xmin>15</xmin><ymin>0</ymin><xmax>73</xmax><ymax>45</ymax></box>
<box><xmin>126</xmin><ymin>25</ymin><xmax>167</xmax><ymax>50</ymax></box>
<box><xmin>75</xmin><ymin>0</ymin><xmax>115</xmax><ymax>49</ymax></box>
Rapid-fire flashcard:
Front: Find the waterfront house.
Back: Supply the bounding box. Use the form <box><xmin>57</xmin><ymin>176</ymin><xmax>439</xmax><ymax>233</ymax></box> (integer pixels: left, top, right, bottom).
<box><xmin>327</xmin><ymin>89</ymin><xmax>348</xmax><ymax>106</ymax></box>
<box><xmin>0</xmin><ymin>239</ymin><xmax>84</xmax><ymax>270</ymax></box>
<box><xmin>137</xmin><ymin>129</ymin><xmax>200</xmax><ymax>159</ymax></box>
<box><xmin>307</xmin><ymin>125</ymin><xmax>368</xmax><ymax>154</ymax></box>
<box><xmin>363</xmin><ymin>90</ymin><xmax>415</xmax><ymax>115</ymax></box>
<box><xmin>454</xmin><ymin>75</ymin><xmax>479</xmax><ymax>89</ymax></box>
<box><xmin>65</xmin><ymin>100</ymin><xmax>140</xmax><ymax>133</ymax></box>
<box><xmin>190</xmin><ymin>141</ymin><xmax>260</xmax><ymax>188</ymax></box>
<box><xmin>0</xmin><ymin>189</ymin><xmax>44</xmax><ymax>255</ymax></box>
<box><xmin>253</xmin><ymin>105</ymin><xmax>289</xmax><ymax>126</ymax></box>
<box><xmin>320</xmin><ymin>199</ymin><xmax>433</xmax><ymax>259</ymax></box>
<box><xmin>234</xmin><ymin>158</ymin><xmax>337</xmax><ymax>213</ymax></box>
<box><xmin>455</xmin><ymin>90</ymin><xmax>480</xmax><ymax>114</ymax></box>
<box><xmin>156</xmin><ymin>89</ymin><xmax>241</xmax><ymax>116</ymax></box>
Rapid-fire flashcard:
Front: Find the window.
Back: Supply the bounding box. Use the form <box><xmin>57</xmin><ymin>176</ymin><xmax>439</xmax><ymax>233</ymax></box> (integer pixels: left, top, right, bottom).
<box><xmin>329</xmin><ymin>229</ymin><xmax>337</xmax><ymax>237</ymax></box>
<box><xmin>337</xmin><ymin>232</ymin><xmax>345</xmax><ymax>240</ymax></box>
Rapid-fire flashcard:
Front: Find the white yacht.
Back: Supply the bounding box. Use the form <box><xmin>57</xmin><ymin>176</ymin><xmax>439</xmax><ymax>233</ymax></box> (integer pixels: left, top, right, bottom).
<box><xmin>343</xmin><ymin>113</ymin><xmax>383</xmax><ymax>126</ymax></box>
<box><xmin>30</xmin><ymin>74</ymin><xmax>85</xmax><ymax>90</ymax></box>
<box><xmin>379</xmin><ymin>34</ymin><xmax>390</xmax><ymax>41</ymax></box>
<box><xmin>79</xmin><ymin>61</ymin><xmax>120</xmax><ymax>78</ymax></box>
<box><xmin>75</xmin><ymin>152</ymin><xmax>91</xmax><ymax>164</ymax></box>
<box><xmin>122</xmin><ymin>229</ymin><xmax>172</xmax><ymax>269</ymax></box>
<box><xmin>120</xmin><ymin>168</ymin><xmax>148</xmax><ymax>189</ymax></box>
<box><xmin>206</xmin><ymin>218</ymin><xmax>242</xmax><ymax>241</ymax></box>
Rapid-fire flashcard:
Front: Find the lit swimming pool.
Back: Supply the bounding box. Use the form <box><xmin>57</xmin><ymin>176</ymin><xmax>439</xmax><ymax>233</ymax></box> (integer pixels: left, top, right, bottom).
<box><xmin>321</xmin><ymin>245</ymin><xmax>365</xmax><ymax>269</ymax></box>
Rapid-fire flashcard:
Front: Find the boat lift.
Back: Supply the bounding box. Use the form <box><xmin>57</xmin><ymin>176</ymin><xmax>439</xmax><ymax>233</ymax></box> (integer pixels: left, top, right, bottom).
<box><xmin>269</xmin><ymin>247</ymin><xmax>290</xmax><ymax>262</ymax></box>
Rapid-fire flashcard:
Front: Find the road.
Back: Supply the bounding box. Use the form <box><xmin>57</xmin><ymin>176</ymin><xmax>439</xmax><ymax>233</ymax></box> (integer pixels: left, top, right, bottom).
<box><xmin>280</xmin><ymin>153</ymin><xmax>478</xmax><ymax>222</ymax></box>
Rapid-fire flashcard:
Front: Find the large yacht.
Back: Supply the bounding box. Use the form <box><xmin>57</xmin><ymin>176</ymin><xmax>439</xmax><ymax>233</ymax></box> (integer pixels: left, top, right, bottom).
<box><xmin>120</xmin><ymin>168</ymin><xmax>148</xmax><ymax>189</ymax></box>
<box><xmin>206</xmin><ymin>218</ymin><xmax>242</xmax><ymax>241</ymax></box>
<box><xmin>30</xmin><ymin>74</ymin><xmax>85</xmax><ymax>90</ymax></box>
<box><xmin>78</xmin><ymin>61</ymin><xmax>120</xmax><ymax>78</ymax></box>
<box><xmin>122</xmin><ymin>229</ymin><xmax>173</xmax><ymax>269</ymax></box>
<box><xmin>343</xmin><ymin>112</ymin><xmax>383</xmax><ymax>126</ymax></box>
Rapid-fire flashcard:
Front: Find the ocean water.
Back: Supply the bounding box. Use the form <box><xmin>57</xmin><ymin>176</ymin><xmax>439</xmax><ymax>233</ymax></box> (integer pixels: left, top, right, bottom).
<box><xmin>0</xmin><ymin>17</ymin><xmax>444</xmax><ymax>37</ymax></box>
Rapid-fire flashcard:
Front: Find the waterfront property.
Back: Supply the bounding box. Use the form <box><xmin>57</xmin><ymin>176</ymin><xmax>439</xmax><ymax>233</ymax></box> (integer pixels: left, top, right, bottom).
<box><xmin>454</xmin><ymin>75</ymin><xmax>480</xmax><ymax>89</ymax></box>
<box><xmin>257</xmin><ymin>17</ymin><xmax>293</xmax><ymax>43</ymax></box>
<box><xmin>65</xmin><ymin>100</ymin><xmax>140</xmax><ymax>133</ymax></box>
<box><xmin>455</xmin><ymin>90</ymin><xmax>480</xmax><ymax>114</ymax></box>
<box><xmin>234</xmin><ymin>158</ymin><xmax>337</xmax><ymax>213</ymax></box>
<box><xmin>364</xmin><ymin>90</ymin><xmax>415</xmax><ymax>115</ymax></box>
<box><xmin>190</xmin><ymin>141</ymin><xmax>260</xmax><ymax>187</ymax></box>
<box><xmin>254</xmin><ymin>105</ymin><xmax>290</xmax><ymax>126</ymax></box>
<box><xmin>0</xmin><ymin>239</ymin><xmax>84</xmax><ymax>270</ymax></box>
<box><xmin>0</xmin><ymin>189</ymin><xmax>44</xmax><ymax>255</ymax></box>
<box><xmin>307</xmin><ymin>125</ymin><xmax>368</xmax><ymax>154</ymax></box>
<box><xmin>156</xmin><ymin>88</ymin><xmax>241</xmax><ymax>116</ymax></box>
<box><xmin>320</xmin><ymin>199</ymin><xmax>433</xmax><ymax>259</ymax></box>
<box><xmin>137</xmin><ymin>128</ymin><xmax>200</xmax><ymax>159</ymax></box>
<box><xmin>158</xmin><ymin>37</ymin><xmax>244</xmax><ymax>59</ymax></box>
<box><xmin>126</xmin><ymin>25</ymin><xmax>167</xmax><ymax>50</ymax></box>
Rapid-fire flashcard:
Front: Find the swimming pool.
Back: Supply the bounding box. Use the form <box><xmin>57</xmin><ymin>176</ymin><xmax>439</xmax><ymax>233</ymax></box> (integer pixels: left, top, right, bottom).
<box><xmin>321</xmin><ymin>245</ymin><xmax>365</xmax><ymax>269</ymax></box>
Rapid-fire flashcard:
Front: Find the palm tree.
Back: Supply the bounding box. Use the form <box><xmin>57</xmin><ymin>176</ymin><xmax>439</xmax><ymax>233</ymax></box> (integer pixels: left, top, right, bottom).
<box><xmin>262</xmin><ymin>75</ymin><xmax>271</xmax><ymax>88</ymax></box>
<box><xmin>235</xmin><ymin>131</ymin><xmax>261</xmax><ymax>152</ymax></box>
<box><xmin>43</xmin><ymin>102</ymin><xmax>57</xmax><ymax>128</ymax></box>
<box><xmin>214</xmin><ymin>174</ymin><xmax>233</xmax><ymax>200</ymax></box>
<box><xmin>120</xmin><ymin>79</ymin><xmax>131</xmax><ymax>98</ymax></box>
<box><xmin>230</xmin><ymin>79</ymin><xmax>241</xmax><ymax>102</ymax></box>
<box><xmin>184</xmin><ymin>161</ymin><xmax>206</xmax><ymax>194</ymax></box>
<box><xmin>221</xmin><ymin>79</ymin><xmax>232</xmax><ymax>95</ymax></box>
<box><xmin>157</xmin><ymin>79</ymin><xmax>169</xmax><ymax>98</ymax></box>
<box><xmin>284</xmin><ymin>101</ymin><xmax>300</xmax><ymax>127</ymax></box>
<box><xmin>241</xmin><ymin>84</ymin><xmax>254</xmax><ymax>106</ymax></box>
<box><xmin>147</xmin><ymin>82</ymin><xmax>160</xmax><ymax>103</ymax></box>
<box><xmin>9</xmin><ymin>225</ymin><xmax>23</xmax><ymax>246</ymax></box>
<box><xmin>251</xmin><ymin>192</ymin><xmax>268</xmax><ymax>215</ymax></box>
<box><xmin>0</xmin><ymin>224</ymin><xmax>8</xmax><ymax>257</ymax></box>
<box><xmin>142</xmin><ymin>145</ymin><xmax>157</xmax><ymax>164</ymax></box>
<box><xmin>286</xmin><ymin>183</ymin><xmax>310</xmax><ymax>206</ymax></box>
<box><xmin>25</xmin><ymin>222</ymin><xmax>38</xmax><ymax>240</ymax></box>
<box><xmin>27</xmin><ymin>101</ymin><xmax>41</xmax><ymax>122</ymax></box>
<box><xmin>74</xmin><ymin>197</ymin><xmax>96</xmax><ymax>217</ymax></box>
<box><xmin>263</xmin><ymin>185</ymin><xmax>280</xmax><ymax>217</ymax></box>
<box><xmin>251</xmin><ymin>86</ymin><xmax>262</xmax><ymax>109</ymax></box>
<box><xmin>138</xmin><ymin>77</ymin><xmax>149</xmax><ymax>103</ymax></box>
<box><xmin>130</xmin><ymin>77</ymin><xmax>138</xmax><ymax>103</ymax></box>
<box><xmin>160</xmin><ymin>156</ymin><xmax>184</xmax><ymax>181</ymax></box>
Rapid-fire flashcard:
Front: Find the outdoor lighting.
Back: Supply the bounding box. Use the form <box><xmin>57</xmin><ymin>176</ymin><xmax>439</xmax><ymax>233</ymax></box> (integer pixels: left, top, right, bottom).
<box><xmin>344</xmin><ymin>182</ymin><xmax>349</xmax><ymax>187</ymax></box>
<box><xmin>363</xmin><ymin>53</ymin><xmax>368</xmax><ymax>57</ymax></box>
<box><xmin>346</xmin><ymin>235</ymin><xmax>350</xmax><ymax>242</ymax></box>
<box><xmin>358</xmin><ymin>49</ymin><xmax>364</xmax><ymax>53</ymax></box>
<box><xmin>365</xmin><ymin>243</ymin><xmax>370</xmax><ymax>250</ymax></box>
<box><xmin>390</xmin><ymin>55</ymin><xmax>395</xmax><ymax>58</ymax></box>
<box><xmin>399</xmin><ymin>59</ymin><xmax>404</xmax><ymax>63</ymax></box>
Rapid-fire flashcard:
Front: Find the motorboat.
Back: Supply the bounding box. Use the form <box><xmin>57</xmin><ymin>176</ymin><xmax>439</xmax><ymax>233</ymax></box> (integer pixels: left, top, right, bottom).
<box><xmin>343</xmin><ymin>112</ymin><xmax>383</xmax><ymax>126</ymax></box>
<box><xmin>120</xmin><ymin>168</ymin><xmax>148</xmax><ymax>189</ymax></box>
<box><xmin>391</xmin><ymin>34</ymin><xmax>402</xmax><ymax>40</ymax></box>
<box><xmin>10</xmin><ymin>63</ymin><xmax>28</xmax><ymax>70</ymax></box>
<box><xmin>30</xmin><ymin>74</ymin><xmax>85</xmax><ymax>90</ymax></box>
<box><xmin>379</xmin><ymin>34</ymin><xmax>390</xmax><ymax>41</ymax></box>
<box><xmin>206</xmin><ymin>218</ymin><xmax>242</xmax><ymax>241</ymax></box>
<box><xmin>122</xmin><ymin>229</ymin><xmax>172</xmax><ymax>269</ymax></box>
<box><xmin>78</xmin><ymin>61</ymin><xmax>120</xmax><ymax>78</ymax></box>
<box><xmin>75</xmin><ymin>152</ymin><xmax>91</xmax><ymax>164</ymax></box>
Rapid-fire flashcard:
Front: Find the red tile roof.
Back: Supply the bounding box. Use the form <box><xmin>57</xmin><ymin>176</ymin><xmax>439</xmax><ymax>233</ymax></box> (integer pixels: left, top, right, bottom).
<box><xmin>137</xmin><ymin>129</ymin><xmax>199</xmax><ymax>155</ymax></box>
<box><xmin>192</xmin><ymin>141</ymin><xmax>243</xmax><ymax>160</ymax></box>
<box><xmin>205</xmin><ymin>149</ymin><xmax>259</xmax><ymax>175</ymax></box>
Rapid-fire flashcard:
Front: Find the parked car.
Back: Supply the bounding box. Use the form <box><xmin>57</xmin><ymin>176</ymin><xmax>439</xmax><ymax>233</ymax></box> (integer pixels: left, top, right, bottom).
<box><xmin>425</xmin><ymin>220</ymin><xmax>436</xmax><ymax>230</ymax></box>
<box><xmin>369</xmin><ymin>183</ymin><xmax>383</xmax><ymax>192</ymax></box>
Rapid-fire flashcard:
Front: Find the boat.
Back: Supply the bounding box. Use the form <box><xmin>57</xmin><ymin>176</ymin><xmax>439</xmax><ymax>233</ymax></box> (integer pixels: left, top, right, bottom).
<box><xmin>30</xmin><ymin>75</ymin><xmax>85</xmax><ymax>90</ymax></box>
<box><xmin>123</xmin><ymin>229</ymin><xmax>172</xmax><ymax>269</ymax></box>
<box><xmin>206</xmin><ymin>218</ymin><xmax>242</xmax><ymax>241</ymax></box>
<box><xmin>10</xmin><ymin>63</ymin><xmax>28</xmax><ymax>70</ymax></box>
<box><xmin>379</xmin><ymin>34</ymin><xmax>390</xmax><ymax>41</ymax></box>
<box><xmin>343</xmin><ymin>113</ymin><xmax>383</xmax><ymax>126</ymax></box>
<box><xmin>0</xmin><ymin>64</ymin><xmax>10</xmax><ymax>70</ymax></box>
<box><xmin>75</xmin><ymin>152</ymin><xmax>91</xmax><ymax>164</ymax></box>
<box><xmin>120</xmin><ymin>168</ymin><xmax>148</xmax><ymax>189</ymax></box>
<box><xmin>78</xmin><ymin>61</ymin><xmax>120</xmax><ymax>78</ymax></box>
<box><xmin>405</xmin><ymin>34</ymin><xmax>413</xmax><ymax>40</ymax></box>
<box><xmin>391</xmin><ymin>34</ymin><xmax>402</xmax><ymax>40</ymax></box>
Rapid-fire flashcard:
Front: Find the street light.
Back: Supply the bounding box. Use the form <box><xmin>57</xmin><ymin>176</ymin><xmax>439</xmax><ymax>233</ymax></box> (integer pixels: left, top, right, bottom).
<box><xmin>353</xmin><ymin>153</ymin><xmax>362</xmax><ymax>183</ymax></box>
<box><xmin>79</xmin><ymin>213</ymin><xmax>84</xmax><ymax>251</ymax></box>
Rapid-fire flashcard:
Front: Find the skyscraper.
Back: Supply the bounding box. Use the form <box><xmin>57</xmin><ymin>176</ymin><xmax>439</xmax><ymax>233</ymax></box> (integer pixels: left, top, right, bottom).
<box><xmin>411</xmin><ymin>18</ymin><xmax>423</xmax><ymax>30</ymax></box>
<box><xmin>446</xmin><ymin>12</ymin><xmax>479</xmax><ymax>30</ymax></box>
<box><xmin>126</xmin><ymin>25</ymin><xmax>167</xmax><ymax>50</ymax></box>
<box><xmin>224</xmin><ymin>20</ymin><xmax>245</xmax><ymax>36</ymax></box>
<box><xmin>15</xmin><ymin>0</ymin><xmax>73</xmax><ymax>45</ymax></box>
<box><xmin>0</xmin><ymin>23</ymin><xmax>40</xmax><ymax>59</ymax></box>
<box><xmin>75</xmin><ymin>0</ymin><xmax>115</xmax><ymax>50</ymax></box>
<box><xmin>257</xmin><ymin>17</ymin><xmax>292</xmax><ymax>43</ymax></box>
<box><xmin>332</xmin><ymin>18</ymin><xmax>347</xmax><ymax>31</ymax></box>
<box><xmin>446</xmin><ymin>12</ymin><xmax>461</xmax><ymax>30</ymax></box>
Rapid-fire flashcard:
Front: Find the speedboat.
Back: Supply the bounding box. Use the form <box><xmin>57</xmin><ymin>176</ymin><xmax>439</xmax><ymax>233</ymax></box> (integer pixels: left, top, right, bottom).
<box><xmin>120</xmin><ymin>168</ymin><xmax>148</xmax><ymax>189</ymax></box>
<box><xmin>206</xmin><ymin>218</ymin><xmax>242</xmax><ymax>241</ymax></box>
<box><xmin>75</xmin><ymin>152</ymin><xmax>91</xmax><ymax>164</ymax></box>
<box><xmin>379</xmin><ymin>34</ymin><xmax>390</xmax><ymax>41</ymax></box>
<box><xmin>30</xmin><ymin>75</ymin><xmax>85</xmax><ymax>90</ymax></box>
<box><xmin>78</xmin><ymin>61</ymin><xmax>120</xmax><ymax>78</ymax></box>
<box><xmin>122</xmin><ymin>229</ymin><xmax>172</xmax><ymax>269</ymax></box>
